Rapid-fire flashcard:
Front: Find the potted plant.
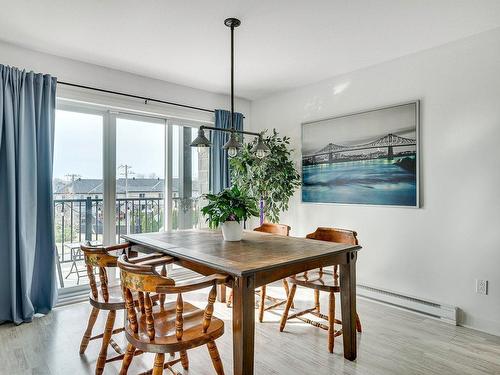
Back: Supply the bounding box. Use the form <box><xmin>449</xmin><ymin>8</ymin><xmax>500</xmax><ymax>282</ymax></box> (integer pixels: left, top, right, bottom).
<box><xmin>230</xmin><ymin>129</ymin><xmax>301</xmax><ymax>223</ymax></box>
<box><xmin>201</xmin><ymin>185</ymin><xmax>259</xmax><ymax>241</ymax></box>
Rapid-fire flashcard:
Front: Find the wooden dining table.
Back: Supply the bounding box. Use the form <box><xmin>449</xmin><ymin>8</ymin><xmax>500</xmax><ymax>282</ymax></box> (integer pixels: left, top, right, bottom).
<box><xmin>122</xmin><ymin>229</ymin><xmax>361</xmax><ymax>375</ymax></box>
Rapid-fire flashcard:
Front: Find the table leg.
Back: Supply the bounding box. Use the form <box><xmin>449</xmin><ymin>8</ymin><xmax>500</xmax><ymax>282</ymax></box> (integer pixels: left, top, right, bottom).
<box><xmin>232</xmin><ymin>275</ymin><xmax>255</xmax><ymax>375</ymax></box>
<box><xmin>340</xmin><ymin>252</ymin><xmax>357</xmax><ymax>360</ymax></box>
<box><xmin>217</xmin><ymin>284</ymin><xmax>227</xmax><ymax>303</ymax></box>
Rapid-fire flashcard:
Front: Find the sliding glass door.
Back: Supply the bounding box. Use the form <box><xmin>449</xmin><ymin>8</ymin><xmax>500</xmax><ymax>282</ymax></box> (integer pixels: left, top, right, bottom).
<box><xmin>53</xmin><ymin>103</ymin><xmax>209</xmax><ymax>292</ymax></box>
<box><xmin>171</xmin><ymin>124</ymin><xmax>209</xmax><ymax>230</ymax></box>
<box><xmin>115</xmin><ymin>115</ymin><xmax>166</xmax><ymax>241</ymax></box>
<box><xmin>53</xmin><ymin>107</ymin><xmax>104</xmax><ymax>290</ymax></box>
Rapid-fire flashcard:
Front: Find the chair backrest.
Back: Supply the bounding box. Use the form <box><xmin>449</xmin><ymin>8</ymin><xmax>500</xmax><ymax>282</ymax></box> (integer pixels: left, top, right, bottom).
<box><xmin>118</xmin><ymin>253</ymin><xmax>226</xmax><ymax>341</ymax></box>
<box><xmin>254</xmin><ymin>223</ymin><xmax>291</xmax><ymax>236</ymax></box>
<box><xmin>81</xmin><ymin>242</ymin><xmax>131</xmax><ymax>301</ymax></box>
<box><xmin>306</xmin><ymin>227</ymin><xmax>358</xmax><ymax>278</ymax></box>
<box><xmin>306</xmin><ymin>227</ymin><xmax>358</xmax><ymax>245</ymax></box>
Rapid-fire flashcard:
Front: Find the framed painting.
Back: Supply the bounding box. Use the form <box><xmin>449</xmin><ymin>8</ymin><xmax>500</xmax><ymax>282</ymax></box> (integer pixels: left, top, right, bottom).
<box><xmin>301</xmin><ymin>101</ymin><xmax>420</xmax><ymax>207</ymax></box>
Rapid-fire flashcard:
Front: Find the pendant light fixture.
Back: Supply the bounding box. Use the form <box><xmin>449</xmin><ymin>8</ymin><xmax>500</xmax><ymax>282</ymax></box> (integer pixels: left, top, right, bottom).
<box><xmin>190</xmin><ymin>18</ymin><xmax>270</xmax><ymax>159</ymax></box>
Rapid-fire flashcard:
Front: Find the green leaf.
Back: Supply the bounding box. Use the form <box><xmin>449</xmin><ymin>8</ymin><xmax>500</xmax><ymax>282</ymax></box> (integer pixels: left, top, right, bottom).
<box><xmin>229</xmin><ymin>128</ymin><xmax>301</xmax><ymax>223</ymax></box>
<box><xmin>201</xmin><ymin>185</ymin><xmax>259</xmax><ymax>228</ymax></box>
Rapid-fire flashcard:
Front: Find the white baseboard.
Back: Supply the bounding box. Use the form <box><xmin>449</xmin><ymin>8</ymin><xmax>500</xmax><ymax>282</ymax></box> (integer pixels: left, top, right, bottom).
<box><xmin>459</xmin><ymin>315</ymin><xmax>500</xmax><ymax>337</ymax></box>
<box><xmin>357</xmin><ymin>283</ymin><xmax>457</xmax><ymax>325</ymax></box>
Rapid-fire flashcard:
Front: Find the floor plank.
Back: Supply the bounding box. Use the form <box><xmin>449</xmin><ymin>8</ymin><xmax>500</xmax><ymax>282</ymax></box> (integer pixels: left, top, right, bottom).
<box><xmin>1</xmin><ymin>284</ymin><xmax>499</xmax><ymax>375</ymax></box>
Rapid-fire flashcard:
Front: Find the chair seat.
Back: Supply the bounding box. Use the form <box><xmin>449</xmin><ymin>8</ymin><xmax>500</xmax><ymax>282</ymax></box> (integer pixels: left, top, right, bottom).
<box><xmin>89</xmin><ymin>284</ymin><xmax>126</xmax><ymax>310</ymax></box>
<box><xmin>288</xmin><ymin>269</ymin><xmax>340</xmax><ymax>293</ymax></box>
<box><xmin>125</xmin><ymin>301</ymin><xmax>224</xmax><ymax>353</ymax></box>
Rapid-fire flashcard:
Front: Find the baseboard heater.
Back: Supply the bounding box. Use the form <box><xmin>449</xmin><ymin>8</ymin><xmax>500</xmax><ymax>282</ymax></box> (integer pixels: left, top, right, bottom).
<box><xmin>357</xmin><ymin>283</ymin><xmax>457</xmax><ymax>325</ymax></box>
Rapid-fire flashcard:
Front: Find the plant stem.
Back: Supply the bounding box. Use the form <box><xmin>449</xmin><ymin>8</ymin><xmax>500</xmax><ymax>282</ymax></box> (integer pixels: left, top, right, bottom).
<box><xmin>260</xmin><ymin>197</ymin><xmax>264</xmax><ymax>225</ymax></box>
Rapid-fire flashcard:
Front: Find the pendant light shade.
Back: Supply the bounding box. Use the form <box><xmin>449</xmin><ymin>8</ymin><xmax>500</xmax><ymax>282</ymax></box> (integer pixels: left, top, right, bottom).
<box><xmin>222</xmin><ymin>132</ymin><xmax>242</xmax><ymax>157</ymax></box>
<box><xmin>253</xmin><ymin>136</ymin><xmax>271</xmax><ymax>159</ymax></box>
<box><xmin>191</xmin><ymin>128</ymin><xmax>211</xmax><ymax>148</ymax></box>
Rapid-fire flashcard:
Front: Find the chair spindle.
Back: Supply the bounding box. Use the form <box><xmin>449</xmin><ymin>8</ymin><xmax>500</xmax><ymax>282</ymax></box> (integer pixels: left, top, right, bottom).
<box><xmin>145</xmin><ymin>292</ymin><xmax>155</xmax><ymax>341</ymax></box>
<box><xmin>125</xmin><ymin>287</ymin><xmax>138</xmax><ymax>333</ymax></box>
<box><xmin>203</xmin><ymin>284</ymin><xmax>217</xmax><ymax>333</ymax></box>
<box><xmin>87</xmin><ymin>264</ymin><xmax>98</xmax><ymax>299</ymax></box>
<box><xmin>175</xmin><ymin>293</ymin><xmax>184</xmax><ymax>341</ymax></box>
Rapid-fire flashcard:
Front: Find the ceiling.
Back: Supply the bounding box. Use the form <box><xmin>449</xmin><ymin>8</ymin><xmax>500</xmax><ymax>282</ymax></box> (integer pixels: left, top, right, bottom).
<box><xmin>1</xmin><ymin>1</ymin><xmax>500</xmax><ymax>100</ymax></box>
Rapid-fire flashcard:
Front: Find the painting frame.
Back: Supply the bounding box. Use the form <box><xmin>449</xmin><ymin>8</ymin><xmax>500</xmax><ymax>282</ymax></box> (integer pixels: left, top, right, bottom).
<box><xmin>301</xmin><ymin>100</ymin><xmax>420</xmax><ymax>208</ymax></box>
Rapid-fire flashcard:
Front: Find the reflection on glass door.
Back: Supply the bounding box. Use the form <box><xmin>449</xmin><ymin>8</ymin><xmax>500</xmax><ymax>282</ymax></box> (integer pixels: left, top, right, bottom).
<box><xmin>52</xmin><ymin>108</ymin><xmax>104</xmax><ymax>290</ymax></box>
<box><xmin>115</xmin><ymin>116</ymin><xmax>166</xmax><ymax>242</ymax></box>
<box><xmin>171</xmin><ymin>125</ymin><xmax>209</xmax><ymax>230</ymax></box>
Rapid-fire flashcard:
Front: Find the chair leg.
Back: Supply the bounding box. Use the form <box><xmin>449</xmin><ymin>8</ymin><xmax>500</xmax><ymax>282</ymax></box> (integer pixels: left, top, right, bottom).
<box><xmin>80</xmin><ymin>307</ymin><xmax>99</xmax><ymax>354</ymax></box>
<box><xmin>328</xmin><ymin>291</ymin><xmax>335</xmax><ymax>353</ymax></box>
<box><xmin>119</xmin><ymin>343</ymin><xmax>136</xmax><ymax>375</ymax></box>
<box><xmin>259</xmin><ymin>285</ymin><xmax>266</xmax><ymax>323</ymax></box>
<box><xmin>152</xmin><ymin>353</ymin><xmax>165</xmax><ymax>375</ymax></box>
<box><xmin>96</xmin><ymin>310</ymin><xmax>116</xmax><ymax>375</ymax></box>
<box><xmin>227</xmin><ymin>290</ymin><xmax>233</xmax><ymax>308</ymax></box>
<box><xmin>279</xmin><ymin>283</ymin><xmax>297</xmax><ymax>332</ymax></box>
<box><xmin>282</xmin><ymin>279</ymin><xmax>290</xmax><ymax>297</ymax></box>
<box><xmin>282</xmin><ymin>279</ymin><xmax>294</xmax><ymax>309</ymax></box>
<box><xmin>180</xmin><ymin>350</ymin><xmax>189</xmax><ymax>370</ymax></box>
<box><xmin>314</xmin><ymin>289</ymin><xmax>320</xmax><ymax>313</ymax></box>
<box><xmin>217</xmin><ymin>284</ymin><xmax>227</xmax><ymax>303</ymax></box>
<box><xmin>356</xmin><ymin>312</ymin><xmax>362</xmax><ymax>333</ymax></box>
<box><xmin>207</xmin><ymin>341</ymin><xmax>224</xmax><ymax>375</ymax></box>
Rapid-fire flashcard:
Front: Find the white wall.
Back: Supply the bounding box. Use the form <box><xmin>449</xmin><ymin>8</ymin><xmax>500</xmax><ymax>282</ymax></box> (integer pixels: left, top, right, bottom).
<box><xmin>0</xmin><ymin>40</ymin><xmax>250</xmax><ymax>124</ymax></box>
<box><xmin>249</xmin><ymin>28</ymin><xmax>500</xmax><ymax>335</ymax></box>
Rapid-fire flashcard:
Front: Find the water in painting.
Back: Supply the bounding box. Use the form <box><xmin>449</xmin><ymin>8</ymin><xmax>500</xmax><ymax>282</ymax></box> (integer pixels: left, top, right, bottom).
<box><xmin>302</xmin><ymin>102</ymin><xmax>418</xmax><ymax>206</ymax></box>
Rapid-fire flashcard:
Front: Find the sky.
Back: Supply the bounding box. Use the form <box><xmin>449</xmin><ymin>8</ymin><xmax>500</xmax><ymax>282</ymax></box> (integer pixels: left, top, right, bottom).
<box><xmin>116</xmin><ymin>117</ymin><xmax>166</xmax><ymax>179</ymax></box>
<box><xmin>53</xmin><ymin>110</ymin><xmax>198</xmax><ymax>181</ymax></box>
<box><xmin>302</xmin><ymin>102</ymin><xmax>417</xmax><ymax>154</ymax></box>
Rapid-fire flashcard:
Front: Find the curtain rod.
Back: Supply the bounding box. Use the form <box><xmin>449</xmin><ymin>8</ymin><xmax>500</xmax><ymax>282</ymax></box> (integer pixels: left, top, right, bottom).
<box><xmin>58</xmin><ymin>81</ymin><xmax>217</xmax><ymax>114</ymax></box>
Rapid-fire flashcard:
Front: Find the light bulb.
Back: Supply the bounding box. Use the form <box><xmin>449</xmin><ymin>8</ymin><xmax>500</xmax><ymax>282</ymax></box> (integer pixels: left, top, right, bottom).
<box><xmin>197</xmin><ymin>146</ymin><xmax>209</xmax><ymax>156</ymax></box>
<box><xmin>256</xmin><ymin>148</ymin><xmax>266</xmax><ymax>159</ymax></box>
<box><xmin>228</xmin><ymin>147</ymin><xmax>238</xmax><ymax>157</ymax></box>
<box><xmin>253</xmin><ymin>135</ymin><xmax>270</xmax><ymax>159</ymax></box>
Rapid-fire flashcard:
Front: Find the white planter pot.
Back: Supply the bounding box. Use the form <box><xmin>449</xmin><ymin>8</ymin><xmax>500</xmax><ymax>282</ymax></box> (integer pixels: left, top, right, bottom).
<box><xmin>221</xmin><ymin>221</ymin><xmax>243</xmax><ymax>241</ymax></box>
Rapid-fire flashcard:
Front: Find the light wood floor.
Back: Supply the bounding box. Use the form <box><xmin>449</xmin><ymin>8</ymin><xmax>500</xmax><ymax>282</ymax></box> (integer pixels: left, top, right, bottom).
<box><xmin>1</xmin><ymin>284</ymin><xmax>499</xmax><ymax>375</ymax></box>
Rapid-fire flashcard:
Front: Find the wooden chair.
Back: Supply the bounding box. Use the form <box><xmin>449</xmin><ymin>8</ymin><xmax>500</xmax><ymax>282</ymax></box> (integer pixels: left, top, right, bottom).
<box><xmin>79</xmin><ymin>243</ymin><xmax>130</xmax><ymax>374</ymax></box>
<box><xmin>227</xmin><ymin>223</ymin><xmax>292</xmax><ymax>322</ymax></box>
<box><xmin>279</xmin><ymin>227</ymin><xmax>362</xmax><ymax>353</ymax></box>
<box><xmin>118</xmin><ymin>253</ymin><xmax>229</xmax><ymax>375</ymax></box>
<box><xmin>79</xmin><ymin>243</ymin><xmax>174</xmax><ymax>375</ymax></box>
<box><xmin>254</xmin><ymin>223</ymin><xmax>293</xmax><ymax>322</ymax></box>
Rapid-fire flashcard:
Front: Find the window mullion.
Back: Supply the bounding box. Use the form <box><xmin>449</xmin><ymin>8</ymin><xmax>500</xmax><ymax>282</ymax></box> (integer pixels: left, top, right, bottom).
<box><xmin>103</xmin><ymin>111</ymin><xmax>117</xmax><ymax>246</ymax></box>
<box><xmin>165</xmin><ymin>120</ymin><xmax>173</xmax><ymax>231</ymax></box>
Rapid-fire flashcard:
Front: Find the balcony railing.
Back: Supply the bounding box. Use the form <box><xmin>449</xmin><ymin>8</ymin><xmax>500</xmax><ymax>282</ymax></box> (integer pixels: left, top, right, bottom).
<box><xmin>53</xmin><ymin>196</ymin><xmax>202</xmax><ymax>264</ymax></box>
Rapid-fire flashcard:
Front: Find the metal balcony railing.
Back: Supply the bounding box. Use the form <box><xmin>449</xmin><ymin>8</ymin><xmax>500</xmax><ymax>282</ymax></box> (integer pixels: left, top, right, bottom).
<box><xmin>53</xmin><ymin>196</ymin><xmax>202</xmax><ymax>265</ymax></box>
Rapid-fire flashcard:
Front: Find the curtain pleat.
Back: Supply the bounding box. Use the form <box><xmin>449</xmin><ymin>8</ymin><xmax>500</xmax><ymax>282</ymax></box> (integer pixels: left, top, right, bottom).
<box><xmin>0</xmin><ymin>64</ymin><xmax>57</xmax><ymax>324</ymax></box>
<box><xmin>209</xmin><ymin>109</ymin><xmax>244</xmax><ymax>193</ymax></box>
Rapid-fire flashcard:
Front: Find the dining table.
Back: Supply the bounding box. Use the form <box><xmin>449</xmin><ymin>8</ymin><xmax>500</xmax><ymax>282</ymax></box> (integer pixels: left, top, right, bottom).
<box><xmin>122</xmin><ymin>229</ymin><xmax>361</xmax><ymax>375</ymax></box>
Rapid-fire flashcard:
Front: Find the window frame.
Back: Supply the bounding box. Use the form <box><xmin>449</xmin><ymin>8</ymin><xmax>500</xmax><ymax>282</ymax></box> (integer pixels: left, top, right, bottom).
<box><xmin>55</xmin><ymin>98</ymin><xmax>209</xmax><ymax>298</ymax></box>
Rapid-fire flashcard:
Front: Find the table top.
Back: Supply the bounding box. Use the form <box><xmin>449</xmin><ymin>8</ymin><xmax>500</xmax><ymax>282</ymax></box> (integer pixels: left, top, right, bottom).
<box><xmin>122</xmin><ymin>229</ymin><xmax>361</xmax><ymax>277</ymax></box>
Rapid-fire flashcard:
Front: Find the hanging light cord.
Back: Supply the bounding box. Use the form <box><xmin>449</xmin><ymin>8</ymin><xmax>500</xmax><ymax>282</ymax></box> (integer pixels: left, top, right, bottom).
<box><xmin>230</xmin><ymin>21</ymin><xmax>235</xmax><ymax>131</ymax></box>
<box><xmin>190</xmin><ymin>17</ymin><xmax>270</xmax><ymax>159</ymax></box>
<box><xmin>201</xmin><ymin>18</ymin><xmax>260</xmax><ymax>138</ymax></box>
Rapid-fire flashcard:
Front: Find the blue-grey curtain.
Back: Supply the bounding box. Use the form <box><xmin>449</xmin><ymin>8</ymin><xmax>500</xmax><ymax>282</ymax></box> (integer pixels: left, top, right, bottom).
<box><xmin>0</xmin><ymin>65</ymin><xmax>58</xmax><ymax>324</ymax></box>
<box><xmin>209</xmin><ymin>109</ymin><xmax>243</xmax><ymax>193</ymax></box>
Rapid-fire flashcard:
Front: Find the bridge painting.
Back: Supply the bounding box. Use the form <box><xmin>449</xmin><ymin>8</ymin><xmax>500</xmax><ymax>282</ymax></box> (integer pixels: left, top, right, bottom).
<box><xmin>303</xmin><ymin>133</ymin><xmax>416</xmax><ymax>165</ymax></box>
<box><xmin>302</xmin><ymin>101</ymin><xmax>419</xmax><ymax>207</ymax></box>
